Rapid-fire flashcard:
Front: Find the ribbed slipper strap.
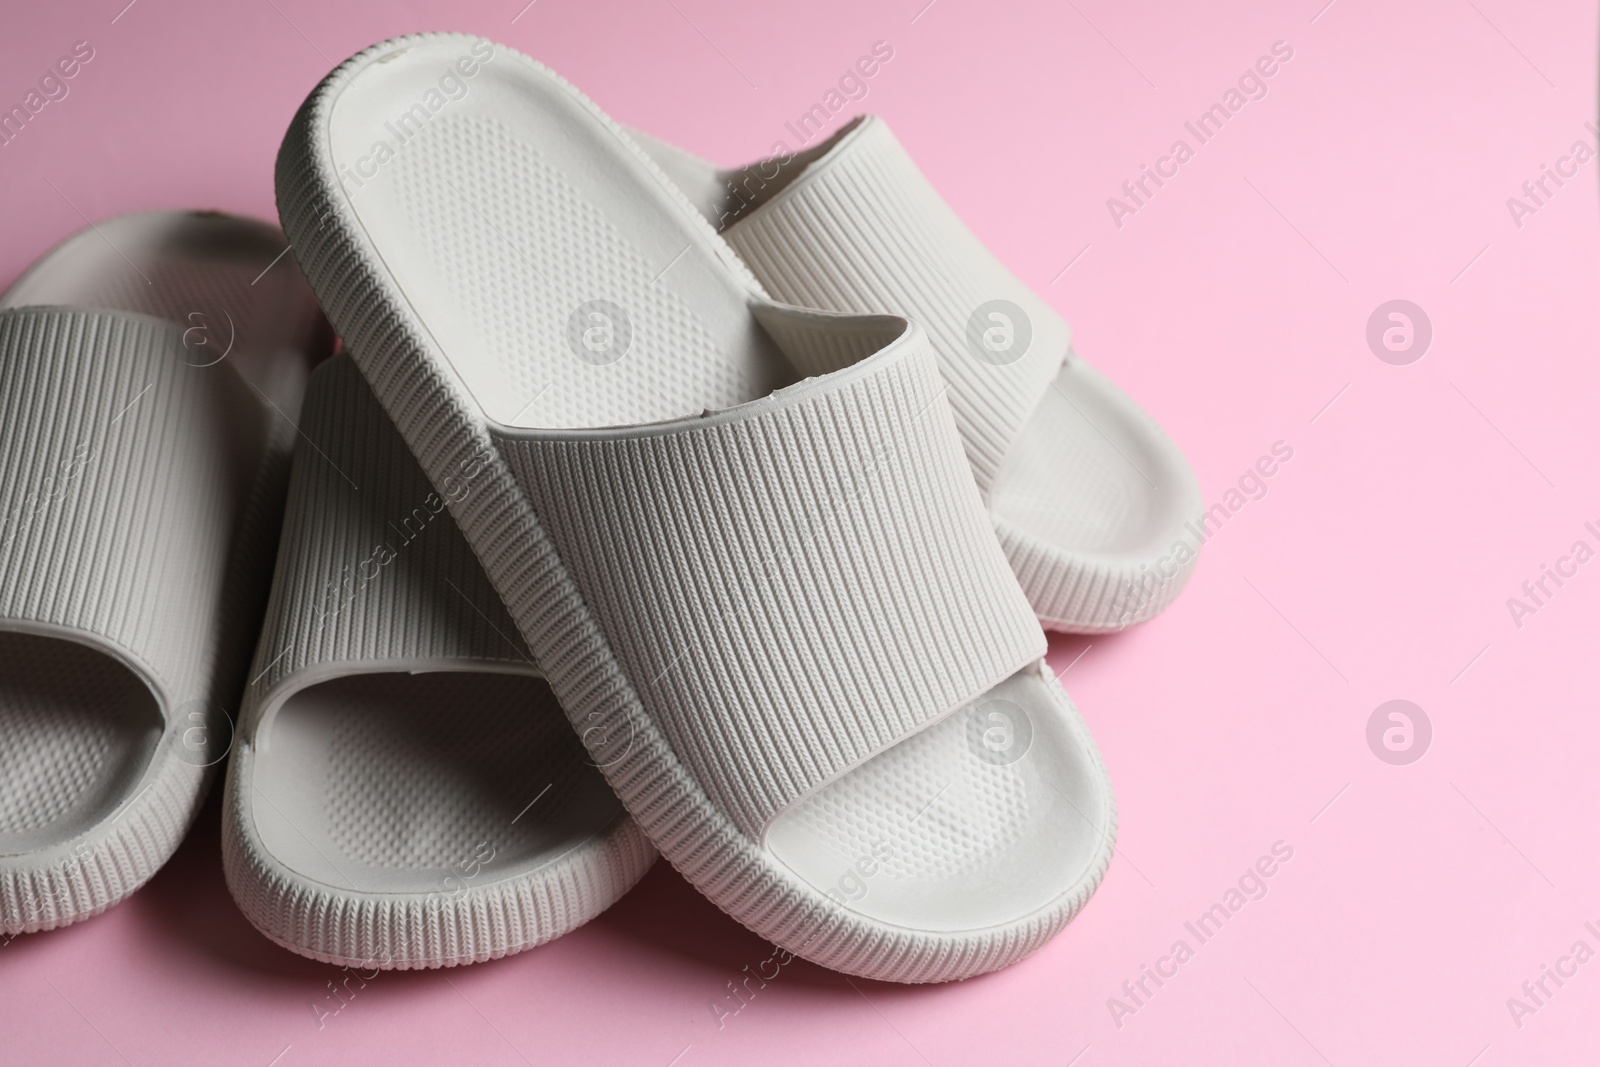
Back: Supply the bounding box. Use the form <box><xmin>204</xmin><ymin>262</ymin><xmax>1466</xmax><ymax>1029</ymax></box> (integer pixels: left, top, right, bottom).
<box><xmin>723</xmin><ymin>118</ymin><xmax>1071</xmax><ymax>500</ymax></box>
<box><xmin>245</xmin><ymin>356</ymin><xmax>533</xmax><ymax>713</ymax></box>
<box><xmin>0</xmin><ymin>307</ymin><xmax>274</xmax><ymax>929</ymax></box>
<box><xmin>0</xmin><ymin>308</ymin><xmax>268</xmax><ymax>715</ymax></box>
<box><xmin>493</xmin><ymin>318</ymin><xmax>1045</xmax><ymax>839</ymax></box>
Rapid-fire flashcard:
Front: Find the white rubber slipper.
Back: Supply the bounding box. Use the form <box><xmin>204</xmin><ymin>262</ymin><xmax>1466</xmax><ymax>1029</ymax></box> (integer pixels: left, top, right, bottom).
<box><xmin>635</xmin><ymin>118</ymin><xmax>1205</xmax><ymax>632</ymax></box>
<box><xmin>0</xmin><ymin>210</ymin><xmax>327</xmax><ymax>933</ymax></box>
<box><xmin>276</xmin><ymin>33</ymin><xmax>1115</xmax><ymax>983</ymax></box>
<box><xmin>223</xmin><ymin>355</ymin><xmax>654</xmax><ymax>969</ymax></box>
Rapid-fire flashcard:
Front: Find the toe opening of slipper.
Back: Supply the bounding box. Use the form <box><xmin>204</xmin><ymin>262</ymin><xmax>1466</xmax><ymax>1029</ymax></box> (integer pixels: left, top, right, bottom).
<box><xmin>249</xmin><ymin>669</ymin><xmax>623</xmax><ymax>895</ymax></box>
<box><xmin>0</xmin><ymin>630</ymin><xmax>162</xmax><ymax>857</ymax></box>
<box><xmin>992</xmin><ymin>360</ymin><xmax>1198</xmax><ymax>564</ymax></box>
<box><xmin>765</xmin><ymin>665</ymin><xmax>1111</xmax><ymax>934</ymax></box>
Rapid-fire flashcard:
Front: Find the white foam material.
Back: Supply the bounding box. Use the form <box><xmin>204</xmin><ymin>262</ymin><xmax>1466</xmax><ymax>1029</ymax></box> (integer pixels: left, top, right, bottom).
<box><xmin>223</xmin><ymin>355</ymin><xmax>653</xmax><ymax>968</ymax></box>
<box><xmin>637</xmin><ymin>118</ymin><xmax>1206</xmax><ymax>631</ymax></box>
<box><xmin>0</xmin><ymin>211</ymin><xmax>325</xmax><ymax>933</ymax></box>
<box><xmin>276</xmin><ymin>33</ymin><xmax>1116</xmax><ymax>982</ymax></box>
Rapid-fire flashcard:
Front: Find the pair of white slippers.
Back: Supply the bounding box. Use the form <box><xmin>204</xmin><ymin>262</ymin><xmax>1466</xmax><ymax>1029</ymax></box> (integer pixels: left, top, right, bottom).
<box><xmin>0</xmin><ymin>34</ymin><xmax>1200</xmax><ymax>983</ymax></box>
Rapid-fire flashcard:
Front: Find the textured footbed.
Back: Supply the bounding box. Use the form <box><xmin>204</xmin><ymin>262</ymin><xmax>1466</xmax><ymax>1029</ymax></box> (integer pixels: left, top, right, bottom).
<box><xmin>0</xmin><ymin>633</ymin><xmax>161</xmax><ymax>854</ymax></box>
<box><xmin>0</xmin><ymin>210</ymin><xmax>323</xmax><ymax>930</ymax></box>
<box><xmin>639</xmin><ymin>128</ymin><xmax>1203</xmax><ymax>631</ymax></box>
<box><xmin>768</xmin><ymin>669</ymin><xmax>1107</xmax><ymax>932</ymax></box>
<box><xmin>223</xmin><ymin>351</ymin><xmax>652</xmax><ymax>969</ymax></box>
<box><xmin>330</xmin><ymin>63</ymin><xmax>793</xmax><ymax>430</ymax></box>
<box><xmin>993</xmin><ymin>359</ymin><xmax>1196</xmax><ymax>561</ymax></box>
<box><xmin>252</xmin><ymin>671</ymin><xmax>622</xmax><ymax>896</ymax></box>
<box><xmin>301</xmin><ymin>34</ymin><xmax>1113</xmax><ymax>973</ymax></box>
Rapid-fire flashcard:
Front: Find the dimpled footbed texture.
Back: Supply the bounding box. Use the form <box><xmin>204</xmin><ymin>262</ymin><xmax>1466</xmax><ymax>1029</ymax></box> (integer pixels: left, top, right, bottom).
<box><xmin>767</xmin><ymin>668</ymin><xmax>1106</xmax><ymax>931</ymax></box>
<box><xmin>0</xmin><ymin>211</ymin><xmax>322</xmax><ymax>933</ymax></box>
<box><xmin>253</xmin><ymin>671</ymin><xmax>619</xmax><ymax>893</ymax></box>
<box><xmin>0</xmin><ymin>634</ymin><xmax>160</xmax><ymax>849</ymax></box>
<box><xmin>325</xmin><ymin>39</ymin><xmax>1109</xmax><ymax>940</ymax></box>
<box><xmin>993</xmin><ymin>360</ymin><xmax>1194</xmax><ymax>557</ymax></box>
<box><xmin>391</xmin><ymin>115</ymin><xmax>790</xmax><ymax>429</ymax></box>
<box><xmin>221</xmin><ymin>342</ymin><xmax>652</xmax><ymax>967</ymax></box>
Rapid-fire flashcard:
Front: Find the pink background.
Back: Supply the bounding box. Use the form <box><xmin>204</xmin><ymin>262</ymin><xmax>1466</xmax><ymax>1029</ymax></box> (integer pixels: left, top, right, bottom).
<box><xmin>3</xmin><ymin>0</ymin><xmax>1598</xmax><ymax>1064</ymax></box>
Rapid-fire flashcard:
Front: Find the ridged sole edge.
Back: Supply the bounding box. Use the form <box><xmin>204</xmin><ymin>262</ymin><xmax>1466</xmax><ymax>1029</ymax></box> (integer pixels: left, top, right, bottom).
<box><xmin>274</xmin><ymin>31</ymin><xmax>1116</xmax><ymax>983</ymax></box>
